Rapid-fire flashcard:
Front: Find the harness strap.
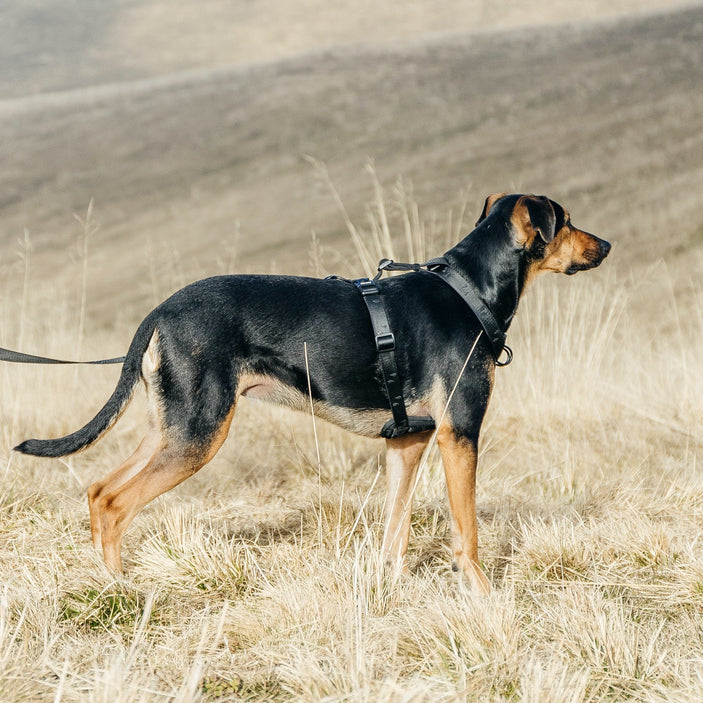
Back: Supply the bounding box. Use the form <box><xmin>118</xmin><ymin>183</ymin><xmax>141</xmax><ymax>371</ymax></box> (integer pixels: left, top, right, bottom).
<box><xmin>421</xmin><ymin>257</ymin><xmax>512</xmax><ymax>365</ymax></box>
<box><xmin>353</xmin><ymin>278</ymin><xmax>435</xmax><ymax>439</ymax></box>
<box><xmin>0</xmin><ymin>347</ymin><xmax>125</xmax><ymax>365</ymax></box>
<box><xmin>378</xmin><ymin>257</ymin><xmax>512</xmax><ymax>366</ymax></box>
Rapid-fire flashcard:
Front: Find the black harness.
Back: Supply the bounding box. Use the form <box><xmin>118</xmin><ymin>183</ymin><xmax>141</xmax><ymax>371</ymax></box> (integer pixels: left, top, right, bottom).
<box><xmin>353</xmin><ymin>276</ymin><xmax>436</xmax><ymax>438</ymax></box>
<box><xmin>353</xmin><ymin>257</ymin><xmax>512</xmax><ymax>439</ymax></box>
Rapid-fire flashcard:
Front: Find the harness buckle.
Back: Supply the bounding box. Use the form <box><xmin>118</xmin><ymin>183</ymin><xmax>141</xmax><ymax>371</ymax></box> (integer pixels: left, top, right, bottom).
<box><xmin>375</xmin><ymin>332</ymin><xmax>395</xmax><ymax>352</ymax></box>
<box><xmin>355</xmin><ymin>279</ymin><xmax>378</xmax><ymax>296</ymax></box>
<box><xmin>373</xmin><ymin>259</ymin><xmax>394</xmax><ymax>281</ymax></box>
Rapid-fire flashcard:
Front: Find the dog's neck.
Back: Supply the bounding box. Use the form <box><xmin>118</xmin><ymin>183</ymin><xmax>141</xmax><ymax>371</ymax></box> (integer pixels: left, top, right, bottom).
<box><xmin>443</xmin><ymin>218</ymin><xmax>528</xmax><ymax>332</ymax></box>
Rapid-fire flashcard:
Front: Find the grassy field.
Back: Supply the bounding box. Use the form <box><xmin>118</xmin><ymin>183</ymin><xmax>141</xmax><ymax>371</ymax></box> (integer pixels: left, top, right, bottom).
<box><xmin>1</xmin><ymin>2</ymin><xmax>703</xmax><ymax>701</ymax></box>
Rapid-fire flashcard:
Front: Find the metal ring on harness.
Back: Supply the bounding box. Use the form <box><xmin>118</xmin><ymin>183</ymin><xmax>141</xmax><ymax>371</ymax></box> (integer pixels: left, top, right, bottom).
<box><xmin>495</xmin><ymin>344</ymin><xmax>513</xmax><ymax>367</ymax></box>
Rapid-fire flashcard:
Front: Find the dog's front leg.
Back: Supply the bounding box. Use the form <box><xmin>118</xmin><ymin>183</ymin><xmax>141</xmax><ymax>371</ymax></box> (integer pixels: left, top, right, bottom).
<box><xmin>437</xmin><ymin>426</ymin><xmax>490</xmax><ymax>594</ymax></box>
<box><xmin>381</xmin><ymin>433</ymin><xmax>431</xmax><ymax>569</ymax></box>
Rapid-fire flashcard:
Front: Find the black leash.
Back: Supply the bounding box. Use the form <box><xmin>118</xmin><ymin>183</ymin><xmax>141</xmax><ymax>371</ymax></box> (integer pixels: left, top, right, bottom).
<box><xmin>0</xmin><ymin>347</ymin><xmax>125</xmax><ymax>365</ymax></box>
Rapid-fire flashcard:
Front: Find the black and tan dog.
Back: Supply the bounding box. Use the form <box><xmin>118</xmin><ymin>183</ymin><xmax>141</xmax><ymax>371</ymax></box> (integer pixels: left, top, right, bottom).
<box><xmin>16</xmin><ymin>193</ymin><xmax>610</xmax><ymax>591</ymax></box>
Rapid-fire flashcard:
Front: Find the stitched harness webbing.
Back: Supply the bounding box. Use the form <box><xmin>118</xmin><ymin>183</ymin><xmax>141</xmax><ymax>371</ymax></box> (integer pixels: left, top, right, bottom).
<box><xmin>351</xmin><ymin>255</ymin><xmax>513</xmax><ymax>438</ymax></box>
<box><xmin>352</xmin><ymin>278</ymin><xmax>435</xmax><ymax>439</ymax></box>
<box><xmin>375</xmin><ymin>257</ymin><xmax>513</xmax><ymax>366</ymax></box>
<box><xmin>420</xmin><ymin>258</ymin><xmax>512</xmax><ymax>366</ymax></box>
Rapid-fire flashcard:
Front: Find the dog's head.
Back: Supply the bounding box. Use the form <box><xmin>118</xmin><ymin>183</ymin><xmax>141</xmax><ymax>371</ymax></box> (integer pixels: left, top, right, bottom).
<box><xmin>477</xmin><ymin>193</ymin><xmax>611</xmax><ymax>279</ymax></box>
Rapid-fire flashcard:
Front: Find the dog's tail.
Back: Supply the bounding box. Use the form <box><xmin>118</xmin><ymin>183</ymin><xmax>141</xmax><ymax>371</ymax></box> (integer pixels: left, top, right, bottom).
<box><xmin>14</xmin><ymin>316</ymin><xmax>158</xmax><ymax>458</ymax></box>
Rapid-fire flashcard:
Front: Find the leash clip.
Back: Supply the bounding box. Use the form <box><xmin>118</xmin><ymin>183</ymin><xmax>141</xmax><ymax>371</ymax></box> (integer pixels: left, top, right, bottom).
<box><xmin>495</xmin><ymin>344</ymin><xmax>513</xmax><ymax>367</ymax></box>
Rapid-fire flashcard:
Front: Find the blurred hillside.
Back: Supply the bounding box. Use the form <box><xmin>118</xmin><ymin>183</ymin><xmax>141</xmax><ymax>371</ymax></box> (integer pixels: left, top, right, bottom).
<box><xmin>0</xmin><ymin>1</ymin><xmax>701</xmax><ymax>330</ymax></box>
<box><xmin>1</xmin><ymin>0</ymin><xmax>691</xmax><ymax>97</ymax></box>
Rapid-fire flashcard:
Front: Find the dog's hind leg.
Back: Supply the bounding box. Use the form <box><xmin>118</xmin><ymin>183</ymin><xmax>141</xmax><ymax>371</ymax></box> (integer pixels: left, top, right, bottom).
<box><xmin>381</xmin><ymin>432</ymin><xmax>431</xmax><ymax>569</ymax></box>
<box><xmin>87</xmin><ymin>334</ymin><xmax>167</xmax><ymax>552</ymax></box>
<box><xmin>87</xmin><ymin>428</ymin><xmax>160</xmax><ymax>550</ymax></box>
<box><xmin>94</xmin><ymin>403</ymin><xmax>235</xmax><ymax>572</ymax></box>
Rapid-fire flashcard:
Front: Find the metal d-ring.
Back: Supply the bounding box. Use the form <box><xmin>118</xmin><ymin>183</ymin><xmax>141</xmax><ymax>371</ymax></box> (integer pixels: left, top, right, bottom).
<box><xmin>495</xmin><ymin>344</ymin><xmax>513</xmax><ymax>367</ymax></box>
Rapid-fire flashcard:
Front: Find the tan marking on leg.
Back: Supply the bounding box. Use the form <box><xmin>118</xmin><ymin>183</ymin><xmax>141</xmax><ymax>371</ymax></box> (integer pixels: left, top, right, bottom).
<box><xmin>88</xmin><ymin>358</ymin><xmax>166</xmax><ymax>552</ymax></box>
<box><xmin>98</xmin><ymin>449</ymin><xmax>194</xmax><ymax>572</ymax></box>
<box><xmin>202</xmin><ymin>405</ymin><xmax>235</xmax><ymax>463</ymax></box>
<box><xmin>436</xmin><ymin>423</ymin><xmax>490</xmax><ymax>594</ymax></box>
<box><xmin>88</xmin><ymin>337</ymin><xmax>171</xmax><ymax>552</ymax></box>
<box><xmin>87</xmin><ymin>429</ymin><xmax>161</xmax><ymax>550</ymax></box>
<box><xmin>381</xmin><ymin>432</ymin><xmax>432</xmax><ymax>568</ymax></box>
<box><xmin>95</xmin><ymin>404</ymin><xmax>236</xmax><ymax>573</ymax></box>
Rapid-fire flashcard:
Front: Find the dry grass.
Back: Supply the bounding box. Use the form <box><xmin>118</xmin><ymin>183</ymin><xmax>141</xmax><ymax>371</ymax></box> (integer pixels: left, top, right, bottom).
<box><xmin>1</xmin><ymin>177</ymin><xmax>702</xmax><ymax>701</ymax></box>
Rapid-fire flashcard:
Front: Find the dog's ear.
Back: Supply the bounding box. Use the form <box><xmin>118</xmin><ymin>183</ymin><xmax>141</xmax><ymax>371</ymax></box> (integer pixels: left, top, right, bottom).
<box><xmin>475</xmin><ymin>193</ymin><xmax>507</xmax><ymax>226</ymax></box>
<box><xmin>513</xmin><ymin>195</ymin><xmax>556</xmax><ymax>245</ymax></box>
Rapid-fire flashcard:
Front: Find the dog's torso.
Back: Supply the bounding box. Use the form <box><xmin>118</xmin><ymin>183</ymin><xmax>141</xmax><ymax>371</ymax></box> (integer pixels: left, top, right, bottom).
<box><xmin>147</xmin><ymin>272</ymin><xmax>495</xmax><ymax>439</ymax></box>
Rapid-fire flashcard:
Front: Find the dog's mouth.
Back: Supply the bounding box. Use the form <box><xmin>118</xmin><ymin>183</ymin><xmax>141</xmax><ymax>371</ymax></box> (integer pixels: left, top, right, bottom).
<box><xmin>566</xmin><ymin>236</ymin><xmax>611</xmax><ymax>274</ymax></box>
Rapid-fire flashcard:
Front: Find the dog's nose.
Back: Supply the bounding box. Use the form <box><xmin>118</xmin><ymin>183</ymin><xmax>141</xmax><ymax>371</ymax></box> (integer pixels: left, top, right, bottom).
<box><xmin>599</xmin><ymin>239</ymin><xmax>612</xmax><ymax>258</ymax></box>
